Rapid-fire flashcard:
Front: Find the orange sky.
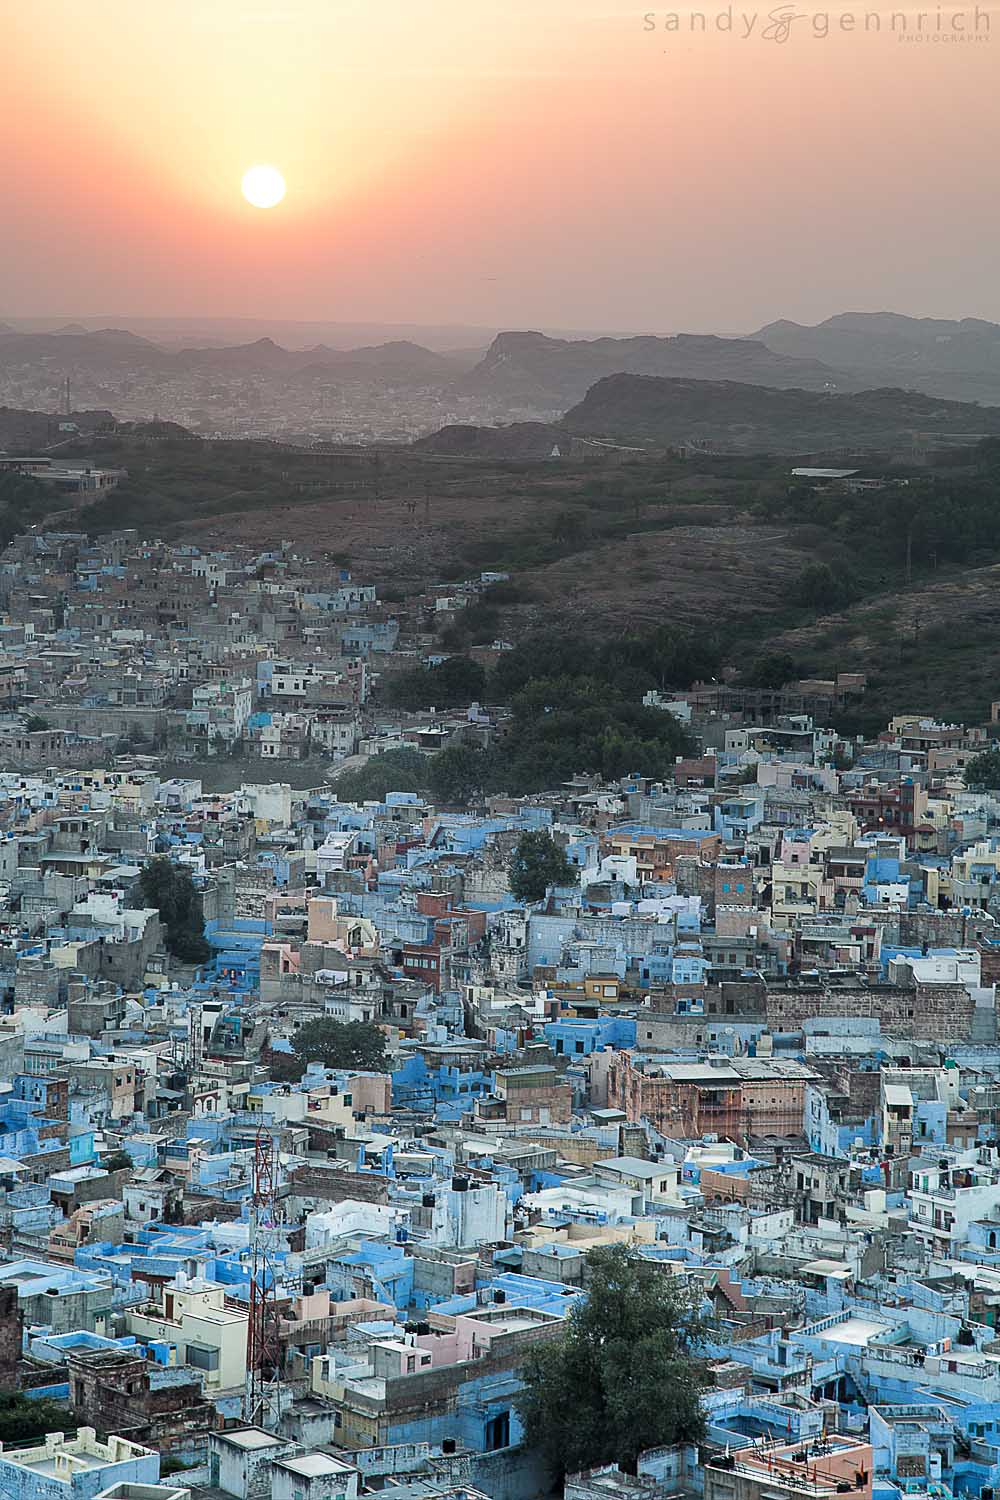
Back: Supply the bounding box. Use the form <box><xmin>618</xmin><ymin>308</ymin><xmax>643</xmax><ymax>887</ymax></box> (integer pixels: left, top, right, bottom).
<box><xmin>3</xmin><ymin>0</ymin><xmax>997</xmax><ymax>330</ymax></box>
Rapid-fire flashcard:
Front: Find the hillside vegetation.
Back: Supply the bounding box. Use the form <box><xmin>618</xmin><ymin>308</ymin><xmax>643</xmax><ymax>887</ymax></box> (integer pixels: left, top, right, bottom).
<box><xmin>24</xmin><ymin>427</ymin><xmax>1000</xmax><ymax>731</ymax></box>
<box><xmin>561</xmin><ymin>375</ymin><xmax>1000</xmax><ymax>452</ymax></box>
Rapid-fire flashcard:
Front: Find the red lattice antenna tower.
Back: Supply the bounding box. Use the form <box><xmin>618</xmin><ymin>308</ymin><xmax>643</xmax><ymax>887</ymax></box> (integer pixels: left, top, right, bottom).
<box><xmin>245</xmin><ymin>1125</ymin><xmax>283</xmax><ymax>1427</ymax></box>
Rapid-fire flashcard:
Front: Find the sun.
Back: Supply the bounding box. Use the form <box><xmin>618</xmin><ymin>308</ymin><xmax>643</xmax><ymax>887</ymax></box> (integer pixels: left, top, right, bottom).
<box><xmin>242</xmin><ymin>164</ymin><xmax>286</xmax><ymax>209</ymax></box>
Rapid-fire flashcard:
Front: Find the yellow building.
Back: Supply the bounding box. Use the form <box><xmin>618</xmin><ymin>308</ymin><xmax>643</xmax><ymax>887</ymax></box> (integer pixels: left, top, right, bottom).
<box><xmin>128</xmin><ymin>1276</ymin><xmax>248</xmax><ymax>1391</ymax></box>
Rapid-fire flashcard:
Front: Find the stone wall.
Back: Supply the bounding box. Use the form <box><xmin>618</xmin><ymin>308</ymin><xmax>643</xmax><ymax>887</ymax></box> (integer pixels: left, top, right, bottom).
<box><xmin>763</xmin><ymin>982</ymin><xmax>977</xmax><ymax>1042</ymax></box>
<box><xmin>0</xmin><ymin>1287</ymin><xmax>22</xmax><ymax>1385</ymax></box>
<box><xmin>66</xmin><ymin>1349</ymin><xmax>216</xmax><ymax>1452</ymax></box>
<box><xmin>288</xmin><ymin>1164</ymin><xmax>389</xmax><ymax>1206</ymax></box>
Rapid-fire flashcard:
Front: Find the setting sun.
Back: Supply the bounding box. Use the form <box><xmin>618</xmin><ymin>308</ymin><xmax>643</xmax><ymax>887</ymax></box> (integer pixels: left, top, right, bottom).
<box><xmin>241</xmin><ymin>164</ymin><xmax>285</xmax><ymax>209</ymax></box>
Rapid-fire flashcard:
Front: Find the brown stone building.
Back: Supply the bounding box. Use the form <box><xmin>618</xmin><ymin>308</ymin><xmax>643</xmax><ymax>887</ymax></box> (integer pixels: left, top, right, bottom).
<box><xmin>475</xmin><ymin>1064</ymin><xmax>573</xmax><ymax>1127</ymax></box>
<box><xmin>762</xmin><ymin>978</ymin><xmax>976</xmax><ymax>1042</ymax></box>
<box><xmin>606</xmin><ymin>1054</ymin><xmax>817</xmax><ymax>1141</ymax></box>
<box><xmin>66</xmin><ymin>1347</ymin><xmax>216</xmax><ymax>1450</ymax></box>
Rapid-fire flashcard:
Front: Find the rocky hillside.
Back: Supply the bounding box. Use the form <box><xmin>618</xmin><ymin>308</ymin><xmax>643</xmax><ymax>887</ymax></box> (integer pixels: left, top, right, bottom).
<box><xmin>753</xmin><ymin>311</ymin><xmax>1000</xmax><ymax>402</ymax></box>
<box><xmin>457</xmin><ymin>330</ymin><xmax>845</xmax><ymax>406</ymax></box>
<box><xmin>560</xmin><ymin>374</ymin><xmax>1000</xmax><ymax>453</ymax></box>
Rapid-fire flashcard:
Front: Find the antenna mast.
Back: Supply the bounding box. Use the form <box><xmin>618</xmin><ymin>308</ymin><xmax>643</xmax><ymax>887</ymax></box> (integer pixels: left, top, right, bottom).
<box><xmin>245</xmin><ymin>1125</ymin><xmax>283</xmax><ymax>1427</ymax></box>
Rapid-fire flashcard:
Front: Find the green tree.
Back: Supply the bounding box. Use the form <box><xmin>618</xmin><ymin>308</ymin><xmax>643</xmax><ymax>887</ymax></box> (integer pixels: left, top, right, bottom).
<box><xmin>489</xmin><ymin>627</ymin><xmax>719</xmax><ymax>702</ymax></box>
<box><xmin>792</xmin><ymin>561</ymin><xmax>856</xmax><ymax>612</ymax></box>
<box><xmin>139</xmin><ymin>856</ymin><xmax>211</xmax><ymax>965</ymax></box>
<box><xmin>508</xmin><ymin>830</ymin><xmax>575</xmax><ymax>902</ymax></box>
<box><xmin>384</xmin><ymin>656</ymin><xmax>487</xmax><ymax>711</ymax></box>
<box><xmin>292</xmin><ymin>1018</ymin><xmax>389</xmax><ymax>1072</ymax></box>
<box><xmin>550</xmin><ymin>509</ymin><xmax>588</xmax><ymax>544</ymax></box>
<box><xmin>333</xmin><ymin>749</ymin><xmax>430</xmax><ymax>802</ymax></box>
<box><xmin>0</xmin><ymin>1392</ymin><xmax>73</xmax><ymax>1444</ymax></box>
<box><xmin>965</xmin><ymin>748</ymin><xmax>1000</xmax><ymax>790</ymax></box>
<box><xmin>428</xmin><ymin>744</ymin><xmax>493</xmax><ymax>806</ymax></box>
<box><xmin>24</xmin><ymin>715</ymin><xmax>49</xmax><ymax>733</ymax></box>
<box><xmin>441</xmin><ymin>603</ymin><xmax>501</xmax><ymax>652</ymax></box>
<box><xmin>515</xmin><ymin>1246</ymin><xmax>706</xmax><ymax>1482</ymax></box>
<box><xmin>497</xmin><ymin>677</ymin><xmax>691</xmax><ymax>794</ymax></box>
<box><xmin>103</xmin><ymin>1149</ymin><xmax>133</xmax><ymax>1172</ymax></box>
<box><xmin>0</xmin><ymin>472</ymin><xmax>51</xmax><ymax>551</ymax></box>
<box><xmin>741</xmin><ymin>652</ymin><xmax>801</xmax><ymax>689</ymax></box>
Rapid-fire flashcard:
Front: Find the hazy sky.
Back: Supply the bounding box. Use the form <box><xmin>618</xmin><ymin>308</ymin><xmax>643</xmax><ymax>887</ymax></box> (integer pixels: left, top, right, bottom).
<box><xmin>4</xmin><ymin>0</ymin><xmax>997</xmax><ymax>332</ymax></box>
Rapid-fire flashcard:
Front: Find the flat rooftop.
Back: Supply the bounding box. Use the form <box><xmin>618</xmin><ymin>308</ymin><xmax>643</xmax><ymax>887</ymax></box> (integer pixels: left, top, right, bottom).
<box><xmin>596</xmin><ymin>1156</ymin><xmax>669</xmax><ymax>1179</ymax></box>
<box><xmin>22</xmin><ymin>1454</ymin><xmax>105</xmax><ymax>1476</ymax></box>
<box><xmin>275</xmin><ymin>1455</ymin><xmax>355</xmax><ymax>1478</ymax></box>
<box><xmin>215</xmin><ymin>1429</ymin><xmax>285</xmax><ymax>1451</ymax></box>
<box><xmin>817</xmin><ymin>1316</ymin><xmax>886</xmax><ymax>1347</ymax></box>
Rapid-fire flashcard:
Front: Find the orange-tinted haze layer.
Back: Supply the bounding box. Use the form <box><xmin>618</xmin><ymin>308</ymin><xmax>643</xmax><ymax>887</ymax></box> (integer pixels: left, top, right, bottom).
<box><xmin>2</xmin><ymin>0</ymin><xmax>997</xmax><ymax>329</ymax></box>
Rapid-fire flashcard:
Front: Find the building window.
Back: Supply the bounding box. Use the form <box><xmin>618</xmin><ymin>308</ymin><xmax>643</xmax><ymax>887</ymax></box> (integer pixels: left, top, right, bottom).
<box><xmin>186</xmin><ymin>1343</ymin><xmax>220</xmax><ymax>1371</ymax></box>
<box><xmin>485</xmin><ymin>1411</ymin><xmax>511</xmax><ymax>1451</ymax></box>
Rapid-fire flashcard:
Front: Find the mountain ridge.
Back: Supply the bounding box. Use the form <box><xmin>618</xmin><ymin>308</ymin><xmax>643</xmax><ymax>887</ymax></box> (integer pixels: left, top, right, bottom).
<box><xmin>750</xmin><ymin>310</ymin><xmax>1000</xmax><ymax>400</ymax></box>
<box><xmin>457</xmin><ymin>329</ymin><xmax>847</xmax><ymax>405</ymax></box>
<box><xmin>559</xmin><ymin>372</ymin><xmax>1000</xmax><ymax>452</ymax></box>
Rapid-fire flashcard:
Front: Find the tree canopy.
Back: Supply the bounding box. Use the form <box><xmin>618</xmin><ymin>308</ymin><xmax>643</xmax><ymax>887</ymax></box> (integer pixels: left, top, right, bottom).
<box><xmin>139</xmin><ymin>857</ymin><xmax>210</xmax><ymax>965</ymax></box>
<box><xmin>291</xmin><ymin>1018</ymin><xmax>389</xmax><ymax>1072</ymax></box>
<box><xmin>0</xmin><ymin>1392</ymin><xmax>73</xmax><ymax>1445</ymax></box>
<box><xmin>740</xmin><ymin>651</ymin><xmax>802</xmax><ymax>690</ymax></box>
<box><xmin>428</xmin><ymin>743</ymin><xmax>495</xmax><ymax>806</ymax></box>
<box><xmin>515</xmin><ymin>1245</ymin><xmax>706</xmax><ymax>1481</ymax></box>
<box><xmin>102</xmin><ymin>1149</ymin><xmax>134</xmax><ymax>1173</ymax></box>
<box><xmin>497</xmin><ymin>676</ymin><xmax>690</xmax><ymax>792</ymax></box>
<box><xmin>384</xmin><ymin>656</ymin><xmax>487</xmax><ymax>711</ymax></box>
<box><xmin>490</xmin><ymin>626</ymin><xmax>719</xmax><ymax>702</ymax></box>
<box><xmin>965</xmin><ymin>747</ymin><xmax>1000</xmax><ymax>790</ymax></box>
<box><xmin>0</xmin><ymin>472</ymin><xmax>51</xmax><ymax>551</ymax></box>
<box><xmin>508</xmin><ymin>830</ymin><xmax>575</xmax><ymax>902</ymax></box>
<box><xmin>791</xmin><ymin>560</ymin><xmax>857</xmax><ymax>612</ymax></box>
<box><xmin>418</xmin><ymin>678</ymin><xmax>691</xmax><ymax>805</ymax></box>
<box><xmin>333</xmin><ymin>748</ymin><xmax>429</xmax><ymax>802</ymax></box>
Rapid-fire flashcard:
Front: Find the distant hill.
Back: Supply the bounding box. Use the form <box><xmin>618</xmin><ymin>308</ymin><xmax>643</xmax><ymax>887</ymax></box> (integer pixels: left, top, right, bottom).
<box><xmin>0</xmin><ymin>404</ymin><xmax>116</xmax><ymax>451</ymax></box>
<box><xmin>457</xmin><ymin>330</ymin><xmax>846</xmax><ymax>405</ymax></box>
<box><xmin>411</xmin><ymin>421</ymin><xmax>598</xmax><ymax>459</ymax></box>
<box><xmin>117</xmin><ymin>418</ymin><xmax>192</xmax><ymax>439</ymax></box>
<box><xmin>753</xmin><ymin>312</ymin><xmax>1000</xmax><ymax>402</ymax></box>
<box><xmin>0</xmin><ymin>328</ymin><xmax>172</xmax><ymax>376</ymax></box>
<box><xmin>11</xmin><ymin>316</ymin><xmax>1000</xmax><ymax>409</ymax></box>
<box><xmin>561</xmin><ymin>374</ymin><xmax>1000</xmax><ymax>452</ymax></box>
<box><xmin>297</xmin><ymin>340</ymin><xmax>461</xmax><ymax>383</ymax></box>
<box><xmin>0</xmin><ymin>329</ymin><xmax>463</xmax><ymax>388</ymax></box>
<box><xmin>172</xmin><ymin>336</ymin><xmax>295</xmax><ymax>373</ymax></box>
<box><xmin>18</xmin><ymin>315</ymin><xmax>507</xmax><ymax>351</ymax></box>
